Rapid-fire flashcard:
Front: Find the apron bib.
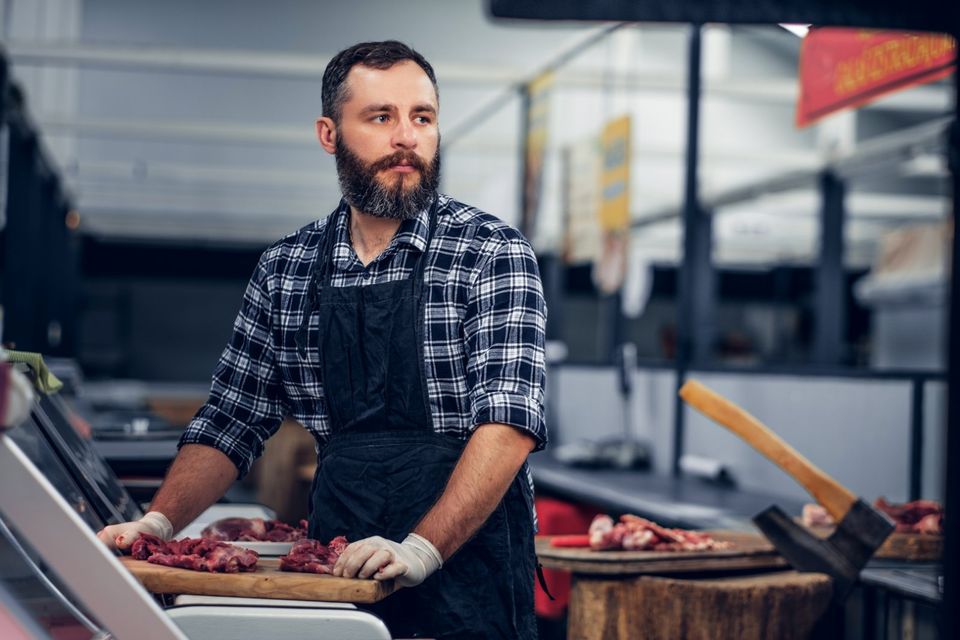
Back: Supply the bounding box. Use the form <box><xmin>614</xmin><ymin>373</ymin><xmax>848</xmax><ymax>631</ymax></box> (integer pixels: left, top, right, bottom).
<box><xmin>304</xmin><ymin>201</ymin><xmax>537</xmax><ymax>639</ymax></box>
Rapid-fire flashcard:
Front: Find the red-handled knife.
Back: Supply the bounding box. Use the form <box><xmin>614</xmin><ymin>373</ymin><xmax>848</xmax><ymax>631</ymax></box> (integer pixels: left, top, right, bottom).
<box><xmin>548</xmin><ymin>534</ymin><xmax>591</xmax><ymax>548</ymax></box>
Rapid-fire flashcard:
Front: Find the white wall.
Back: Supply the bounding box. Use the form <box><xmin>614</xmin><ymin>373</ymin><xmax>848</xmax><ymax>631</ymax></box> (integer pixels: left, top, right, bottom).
<box><xmin>550</xmin><ymin>366</ymin><xmax>677</xmax><ymax>475</ymax></box>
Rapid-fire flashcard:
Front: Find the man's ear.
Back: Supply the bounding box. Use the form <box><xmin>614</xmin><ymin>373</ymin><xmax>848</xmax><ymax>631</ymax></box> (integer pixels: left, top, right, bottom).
<box><xmin>316</xmin><ymin>116</ymin><xmax>337</xmax><ymax>154</ymax></box>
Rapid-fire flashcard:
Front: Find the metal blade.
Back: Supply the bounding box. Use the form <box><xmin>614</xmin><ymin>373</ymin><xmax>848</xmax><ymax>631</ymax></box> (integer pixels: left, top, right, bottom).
<box><xmin>753</xmin><ymin>505</ymin><xmax>855</xmax><ymax>600</ymax></box>
<box><xmin>827</xmin><ymin>498</ymin><xmax>896</xmax><ymax>570</ymax></box>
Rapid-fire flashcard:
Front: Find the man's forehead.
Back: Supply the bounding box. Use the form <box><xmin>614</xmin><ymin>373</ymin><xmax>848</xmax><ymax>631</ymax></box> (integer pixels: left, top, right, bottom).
<box><xmin>343</xmin><ymin>61</ymin><xmax>438</xmax><ymax>107</ymax></box>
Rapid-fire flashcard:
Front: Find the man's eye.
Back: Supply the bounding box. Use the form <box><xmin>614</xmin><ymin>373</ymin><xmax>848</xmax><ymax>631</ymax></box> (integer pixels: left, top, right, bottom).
<box><xmin>373</xmin><ymin>114</ymin><xmax>389</xmax><ymax>123</ymax></box>
<box><xmin>415</xmin><ymin>116</ymin><xmax>432</xmax><ymax>124</ymax></box>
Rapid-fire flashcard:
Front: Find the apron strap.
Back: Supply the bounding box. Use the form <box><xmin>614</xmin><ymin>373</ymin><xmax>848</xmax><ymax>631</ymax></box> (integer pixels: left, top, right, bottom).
<box><xmin>536</xmin><ymin>562</ymin><xmax>556</xmax><ymax>601</ymax></box>
<box><xmin>295</xmin><ymin>197</ymin><xmax>439</xmax><ymax>357</ymax></box>
<box><xmin>295</xmin><ymin>207</ymin><xmax>341</xmax><ymax>357</ymax></box>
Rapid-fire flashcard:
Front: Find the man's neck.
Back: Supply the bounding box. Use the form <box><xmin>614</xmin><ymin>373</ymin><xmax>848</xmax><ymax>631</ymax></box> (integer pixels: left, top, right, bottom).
<box><xmin>349</xmin><ymin>207</ymin><xmax>403</xmax><ymax>267</ymax></box>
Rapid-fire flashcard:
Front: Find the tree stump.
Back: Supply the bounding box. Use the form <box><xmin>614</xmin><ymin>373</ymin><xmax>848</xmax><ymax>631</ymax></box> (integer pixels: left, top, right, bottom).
<box><xmin>567</xmin><ymin>570</ymin><xmax>833</xmax><ymax>640</ymax></box>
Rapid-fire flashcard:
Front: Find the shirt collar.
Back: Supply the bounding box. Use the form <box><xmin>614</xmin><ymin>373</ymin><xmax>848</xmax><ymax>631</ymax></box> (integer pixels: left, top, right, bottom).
<box><xmin>330</xmin><ymin>198</ymin><xmax>434</xmax><ymax>271</ymax></box>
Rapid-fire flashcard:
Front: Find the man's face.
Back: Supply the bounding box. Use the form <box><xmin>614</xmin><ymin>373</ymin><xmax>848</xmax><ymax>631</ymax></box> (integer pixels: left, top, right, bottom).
<box><xmin>330</xmin><ymin>61</ymin><xmax>441</xmax><ymax>220</ymax></box>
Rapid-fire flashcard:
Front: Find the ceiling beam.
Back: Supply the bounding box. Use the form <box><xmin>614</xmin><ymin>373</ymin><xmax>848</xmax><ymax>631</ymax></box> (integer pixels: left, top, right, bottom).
<box><xmin>9</xmin><ymin>41</ymin><xmax>951</xmax><ymax>111</ymax></box>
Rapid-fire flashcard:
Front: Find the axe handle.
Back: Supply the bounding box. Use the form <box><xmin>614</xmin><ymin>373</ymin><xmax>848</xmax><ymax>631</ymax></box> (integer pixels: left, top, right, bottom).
<box><xmin>679</xmin><ymin>379</ymin><xmax>856</xmax><ymax>522</ymax></box>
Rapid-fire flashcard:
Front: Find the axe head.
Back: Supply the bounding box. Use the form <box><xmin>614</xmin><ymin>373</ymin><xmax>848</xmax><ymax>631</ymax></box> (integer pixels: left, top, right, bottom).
<box><xmin>754</xmin><ymin>500</ymin><xmax>895</xmax><ymax>602</ymax></box>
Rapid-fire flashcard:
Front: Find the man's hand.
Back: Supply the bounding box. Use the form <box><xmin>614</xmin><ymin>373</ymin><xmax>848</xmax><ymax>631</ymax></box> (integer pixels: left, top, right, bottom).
<box><xmin>333</xmin><ymin>533</ymin><xmax>442</xmax><ymax>587</ymax></box>
<box><xmin>96</xmin><ymin>511</ymin><xmax>173</xmax><ymax>552</ymax></box>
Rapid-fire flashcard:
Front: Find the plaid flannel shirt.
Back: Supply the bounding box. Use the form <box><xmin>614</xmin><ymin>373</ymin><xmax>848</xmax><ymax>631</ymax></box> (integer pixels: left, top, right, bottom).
<box><xmin>179</xmin><ymin>194</ymin><xmax>548</xmax><ymax>480</ymax></box>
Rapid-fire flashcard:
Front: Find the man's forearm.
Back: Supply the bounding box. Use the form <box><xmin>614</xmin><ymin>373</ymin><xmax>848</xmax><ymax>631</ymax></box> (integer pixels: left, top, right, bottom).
<box><xmin>413</xmin><ymin>423</ymin><xmax>535</xmax><ymax>560</ymax></box>
<box><xmin>146</xmin><ymin>444</ymin><xmax>239</xmax><ymax>533</ymax></box>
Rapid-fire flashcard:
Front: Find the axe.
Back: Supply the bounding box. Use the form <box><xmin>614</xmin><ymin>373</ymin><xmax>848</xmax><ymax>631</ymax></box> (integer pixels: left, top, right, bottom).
<box><xmin>679</xmin><ymin>379</ymin><xmax>895</xmax><ymax>600</ymax></box>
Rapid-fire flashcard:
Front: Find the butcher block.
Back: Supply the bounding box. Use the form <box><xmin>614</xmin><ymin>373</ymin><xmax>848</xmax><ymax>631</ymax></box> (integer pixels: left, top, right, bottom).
<box><xmin>120</xmin><ymin>557</ymin><xmax>397</xmax><ymax>603</ymax></box>
<box><xmin>537</xmin><ymin>533</ymin><xmax>835</xmax><ymax>640</ymax></box>
<box><xmin>536</xmin><ymin>530</ymin><xmax>787</xmax><ymax>575</ymax></box>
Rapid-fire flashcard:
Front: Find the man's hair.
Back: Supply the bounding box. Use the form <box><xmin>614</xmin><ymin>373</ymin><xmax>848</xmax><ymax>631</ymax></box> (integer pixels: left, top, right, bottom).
<box><xmin>322</xmin><ymin>40</ymin><xmax>438</xmax><ymax>123</ymax></box>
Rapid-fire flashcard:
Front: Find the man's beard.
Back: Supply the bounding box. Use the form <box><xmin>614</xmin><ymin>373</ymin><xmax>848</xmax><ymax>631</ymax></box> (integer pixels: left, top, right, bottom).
<box><xmin>335</xmin><ymin>134</ymin><xmax>441</xmax><ymax>221</ymax></box>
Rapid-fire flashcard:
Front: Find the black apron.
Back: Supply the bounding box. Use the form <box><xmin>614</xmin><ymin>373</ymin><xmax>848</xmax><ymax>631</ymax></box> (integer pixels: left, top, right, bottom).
<box><xmin>303</xmin><ymin>201</ymin><xmax>538</xmax><ymax>640</ymax></box>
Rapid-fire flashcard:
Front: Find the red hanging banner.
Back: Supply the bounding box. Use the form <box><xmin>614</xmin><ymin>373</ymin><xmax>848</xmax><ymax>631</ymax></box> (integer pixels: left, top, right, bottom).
<box><xmin>796</xmin><ymin>28</ymin><xmax>956</xmax><ymax>128</ymax></box>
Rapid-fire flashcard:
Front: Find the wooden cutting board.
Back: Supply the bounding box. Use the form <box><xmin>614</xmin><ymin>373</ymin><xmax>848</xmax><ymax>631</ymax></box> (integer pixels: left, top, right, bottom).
<box><xmin>805</xmin><ymin>526</ymin><xmax>942</xmax><ymax>562</ymax></box>
<box><xmin>120</xmin><ymin>557</ymin><xmax>397</xmax><ymax>603</ymax></box>
<box><xmin>536</xmin><ymin>531</ymin><xmax>787</xmax><ymax>575</ymax></box>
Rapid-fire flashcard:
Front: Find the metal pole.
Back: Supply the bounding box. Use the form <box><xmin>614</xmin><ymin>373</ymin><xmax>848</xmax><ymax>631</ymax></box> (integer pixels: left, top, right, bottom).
<box><xmin>940</xmin><ymin>61</ymin><xmax>960</xmax><ymax>640</ymax></box>
<box><xmin>908</xmin><ymin>377</ymin><xmax>924</xmax><ymax>501</ymax></box>
<box><xmin>813</xmin><ymin>170</ymin><xmax>847</xmax><ymax>365</ymax></box>
<box><xmin>3</xmin><ymin>100</ymin><xmax>44</xmax><ymax>351</ymax></box>
<box><xmin>673</xmin><ymin>23</ymin><xmax>704</xmax><ymax>476</ymax></box>
<box><xmin>691</xmin><ymin>206</ymin><xmax>716</xmax><ymax>360</ymax></box>
<box><xmin>0</xmin><ymin>49</ymin><xmax>7</xmax><ymax>126</ymax></box>
<box><xmin>44</xmin><ymin>196</ymin><xmax>78</xmax><ymax>356</ymax></box>
<box><xmin>517</xmin><ymin>84</ymin><xmax>532</xmax><ymax>238</ymax></box>
<box><xmin>442</xmin><ymin>23</ymin><xmax>625</xmax><ymax>149</ymax></box>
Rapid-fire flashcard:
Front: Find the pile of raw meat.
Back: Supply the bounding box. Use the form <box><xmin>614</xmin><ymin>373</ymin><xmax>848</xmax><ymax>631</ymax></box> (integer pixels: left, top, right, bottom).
<box><xmin>279</xmin><ymin>536</ymin><xmax>349</xmax><ymax>574</ymax></box>
<box><xmin>132</xmin><ymin>534</ymin><xmax>259</xmax><ymax>573</ymax></box>
<box><xmin>588</xmin><ymin>514</ymin><xmax>732</xmax><ymax>551</ymax></box>
<box><xmin>875</xmin><ymin>498</ymin><xmax>943</xmax><ymax>535</ymax></box>
<box><xmin>802</xmin><ymin>498</ymin><xmax>944</xmax><ymax>535</ymax></box>
<box><xmin>800</xmin><ymin>503</ymin><xmax>836</xmax><ymax>528</ymax></box>
<box><xmin>201</xmin><ymin>517</ymin><xmax>307</xmax><ymax>542</ymax></box>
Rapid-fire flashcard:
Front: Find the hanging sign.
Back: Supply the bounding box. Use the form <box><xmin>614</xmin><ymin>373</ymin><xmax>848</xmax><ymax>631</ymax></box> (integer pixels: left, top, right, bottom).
<box><xmin>593</xmin><ymin>115</ymin><xmax>631</xmax><ymax>294</ymax></box>
<box><xmin>561</xmin><ymin>139</ymin><xmax>601</xmax><ymax>265</ymax></box>
<box><xmin>521</xmin><ymin>71</ymin><xmax>554</xmax><ymax>238</ymax></box>
<box><xmin>597</xmin><ymin>115</ymin><xmax>631</xmax><ymax>232</ymax></box>
<box><xmin>796</xmin><ymin>28</ymin><xmax>956</xmax><ymax>128</ymax></box>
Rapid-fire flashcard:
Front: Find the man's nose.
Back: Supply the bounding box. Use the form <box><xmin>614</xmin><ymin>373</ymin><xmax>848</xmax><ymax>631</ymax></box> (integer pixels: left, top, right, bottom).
<box><xmin>392</xmin><ymin>119</ymin><xmax>417</xmax><ymax>149</ymax></box>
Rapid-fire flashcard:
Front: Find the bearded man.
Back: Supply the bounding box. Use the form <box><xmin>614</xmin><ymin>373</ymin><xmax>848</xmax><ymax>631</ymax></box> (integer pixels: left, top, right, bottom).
<box><xmin>97</xmin><ymin>41</ymin><xmax>546</xmax><ymax>640</ymax></box>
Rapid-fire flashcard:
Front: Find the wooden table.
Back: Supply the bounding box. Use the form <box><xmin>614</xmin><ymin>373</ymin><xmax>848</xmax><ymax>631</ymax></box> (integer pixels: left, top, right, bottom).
<box><xmin>537</xmin><ymin>534</ymin><xmax>833</xmax><ymax>640</ymax></box>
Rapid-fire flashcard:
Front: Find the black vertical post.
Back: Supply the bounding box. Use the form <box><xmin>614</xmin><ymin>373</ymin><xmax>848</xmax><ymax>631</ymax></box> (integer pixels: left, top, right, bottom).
<box><xmin>908</xmin><ymin>378</ymin><xmax>924</xmax><ymax>501</ymax></box>
<box><xmin>812</xmin><ymin>170</ymin><xmax>846</xmax><ymax>365</ymax></box>
<box><xmin>517</xmin><ymin>85</ymin><xmax>533</xmax><ymax>239</ymax></box>
<box><xmin>941</xmin><ymin>66</ymin><xmax>960</xmax><ymax>640</ymax></box>
<box><xmin>44</xmin><ymin>193</ymin><xmax>78</xmax><ymax>356</ymax></box>
<box><xmin>673</xmin><ymin>23</ymin><xmax>706</xmax><ymax>476</ymax></box>
<box><xmin>691</xmin><ymin>206</ymin><xmax>716</xmax><ymax>359</ymax></box>
<box><xmin>0</xmin><ymin>52</ymin><xmax>7</xmax><ymax>129</ymax></box>
<box><xmin>548</xmin><ymin>146</ymin><xmax>571</xmax><ymax>347</ymax></box>
<box><xmin>3</xmin><ymin>99</ymin><xmax>46</xmax><ymax>351</ymax></box>
<box><xmin>0</xmin><ymin>53</ymin><xmax>6</xmax><ymax>344</ymax></box>
<box><xmin>542</xmin><ymin>255</ymin><xmax>565</xmax><ymax>342</ymax></box>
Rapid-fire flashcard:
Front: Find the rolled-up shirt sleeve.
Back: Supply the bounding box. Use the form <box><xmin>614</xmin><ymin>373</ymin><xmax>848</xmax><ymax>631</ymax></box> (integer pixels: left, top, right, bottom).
<box><xmin>464</xmin><ymin>237</ymin><xmax>548</xmax><ymax>450</ymax></box>
<box><xmin>178</xmin><ymin>254</ymin><xmax>286</xmax><ymax>478</ymax></box>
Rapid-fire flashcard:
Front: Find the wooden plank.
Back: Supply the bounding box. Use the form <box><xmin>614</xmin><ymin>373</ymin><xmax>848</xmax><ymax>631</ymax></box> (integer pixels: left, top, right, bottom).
<box><xmin>536</xmin><ymin>531</ymin><xmax>788</xmax><ymax>575</ymax></box>
<box><xmin>805</xmin><ymin>525</ymin><xmax>942</xmax><ymax>561</ymax></box>
<box><xmin>120</xmin><ymin>557</ymin><xmax>396</xmax><ymax>603</ymax></box>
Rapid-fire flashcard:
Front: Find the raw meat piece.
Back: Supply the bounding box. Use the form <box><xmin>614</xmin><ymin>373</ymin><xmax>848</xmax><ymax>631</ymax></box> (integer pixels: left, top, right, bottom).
<box><xmin>201</xmin><ymin>517</ymin><xmax>307</xmax><ymax>542</ymax></box>
<box><xmin>279</xmin><ymin>536</ymin><xmax>350</xmax><ymax>574</ymax></box>
<box><xmin>586</xmin><ymin>514</ymin><xmax>732</xmax><ymax>552</ymax></box>
<box><xmin>914</xmin><ymin>513</ymin><xmax>943</xmax><ymax>535</ymax></box>
<box><xmin>548</xmin><ymin>534</ymin><xmax>592</xmax><ymax>548</ymax></box>
<box><xmin>327</xmin><ymin>536</ymin><xmax>349</xmax><ymax>556</ymax></box>
<box><xmin>588</xmin><ymin>515</ymin><xmax>623</xmax><ymax>550</ymax></box>
<box><xmin>801</xmin><ymin>503</ymin><xmax>835</xmax><ymax>528</ymax></box>
<box><xmin>131</xmin><ymin>533</ymin><xmax>259</xmax><ymax>573</ymax></box>
<box><xmin>622</xmin><ymin>528</ymin><xmax>655</xmax><ymax>550</ymax></box>
<box><xmin>875</xmin><ymin>498</ymin><xmax>944</xmax><ymax>535</ymax></box>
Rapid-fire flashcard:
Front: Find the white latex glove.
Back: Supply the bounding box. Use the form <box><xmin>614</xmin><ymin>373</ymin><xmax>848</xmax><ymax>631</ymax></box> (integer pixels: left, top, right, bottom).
<box><xmin>1</xmin><ymin>365</ymin><xmax>35</xmax><ymax>429</ymax></box>
<box><xmin>96</xmin><ymin>511</ymin><xmax>174</xmax><ymax>552</ymax></box>
<box><xmin>334</xmin><ymin>533</ymin><xmax>443</xmax><ymax>587</ymax></box>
